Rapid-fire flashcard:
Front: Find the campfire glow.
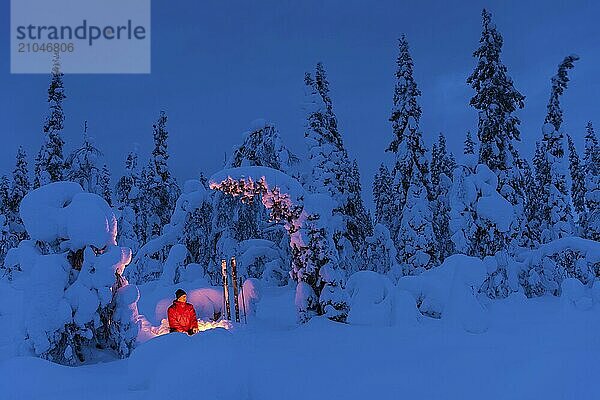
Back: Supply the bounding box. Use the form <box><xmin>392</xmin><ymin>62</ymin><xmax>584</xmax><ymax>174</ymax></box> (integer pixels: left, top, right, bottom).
<box><xmin>149</xmin><ymin>318</ymin><xmax>232</xmax><ymax>336</ymax></box>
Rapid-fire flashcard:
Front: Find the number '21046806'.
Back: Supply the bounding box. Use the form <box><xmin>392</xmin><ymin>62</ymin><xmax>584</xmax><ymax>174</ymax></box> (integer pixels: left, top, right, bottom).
<box><xmin>18</xmin><ymin>42</ymin><xmax>74</xmax><ymax>53</ymax></box>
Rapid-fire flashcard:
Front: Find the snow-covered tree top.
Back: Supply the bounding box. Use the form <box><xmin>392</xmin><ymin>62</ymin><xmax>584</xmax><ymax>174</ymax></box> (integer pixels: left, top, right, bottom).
<box><xmin>544</xmin><ymin>55</ymin><xmax>579</xmax><ymax>131</ymax></box>
<box><xmin>209</xmin><ymin>167</ymin><xmax>305</xmax><ymax>204</ymax></box>
<box><xmin>20</xmin><ymin>182</ymin><xmax>117</xmax><ymax>250</ymax></box>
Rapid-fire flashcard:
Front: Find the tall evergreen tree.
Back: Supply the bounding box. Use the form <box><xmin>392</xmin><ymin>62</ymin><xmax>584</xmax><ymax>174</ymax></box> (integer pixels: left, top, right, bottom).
<box><xmin>467</xmin><ymin>9</ymin><xmax>525</xmax><ymax>189</ymax></box>
<box><xmin>431</xmin><ymin>133</ymin><xmax>456</xmax><ymax>261</ymax></box>
<box><xmin>0</xmin><ymin>176</ymin><xmax>10</xmax><ymax>216</ymax></box>
<box><xmin>387</xmin><ymin>35</ymin><xmax>429</xmax><ymax>210</ymax></box>
<box><xmin>66</xmin><ymin>121</ymin><xmax>102</xmax><ymax>193</ymax></box>
<box><xmin>520</xmin><ymin>160</ymin><xmax>542</xmax><ymax>248</ymax></box>
<box><xmin>583</xmin><ymin>122</ymin><xmax>600</xmax><ymax>240</ymax></box>
<box><xmin>9</xmin><ymin>147</ymin><xmax>30</xmax><ymax>216</ymax></box>
<box><xmin>373</xmin><ymin>163</ymin><xmax>394</xmax><ymax>228</ymax></box>
<box><xmin>385</xmin><ymin>35</ymin><xmax>436</xmax><ymax>270</ymax></box>
<box><xmin>584</xmin><ymin>122</ymin><xmax>599</xmax><ymax>173</ymax></box>
<box><xmin>537</xmin><ymin>55</ymin><xmax>579</xmax><ymax>242</ymax></box>
<box><xmin>304</xmin><ymin>63</ymin><xmax>372</xmax><ymax>267</ymax></box>
<box><xmin>464</xmin><ymin>131</ymin><xmax>476</xmax><ymax>155</ymax></box>
<box><xmin>115</xmin><ymin>146</ymin><xmax>142</xmax><ymax>253</ymax></box>
<box><xmin>0</xmin><ymin>175</ymin><xmax>12</xmax><ymax>265</ymax></box>
<box><xmin>8</xmin><ymin>147</ymin><xmax>31</xmax><ymax>243</ymax></box>
<box><xmin>143</xmin><ymin>111</ymin><xmax>181</xmax><ymax>239</ymax></box>
<box><xmin>567</xmin><ymin>135</ymin><xmax>586</xmax><ymax>217</ymax></box>
<box><xmin>99</xmin><ymin>164</ymin><xmax>112</xmax><ymax>207</ymax></box>
<box><xmin>467</xmin><ymin>9</ymin><xmax>527</xmax><ymax>253</ymax></box>
<box><xmin>35</xmin><ymin>53</ymin><xmax>66</xmax><ymax>188</ymax></box>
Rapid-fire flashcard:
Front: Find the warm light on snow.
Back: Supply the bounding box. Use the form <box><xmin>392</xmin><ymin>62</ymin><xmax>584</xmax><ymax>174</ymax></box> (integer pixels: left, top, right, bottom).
<box><xmin>149</xmin><ymin>318</ymin><xmax>232</xmax><ymax>337</ymax></box>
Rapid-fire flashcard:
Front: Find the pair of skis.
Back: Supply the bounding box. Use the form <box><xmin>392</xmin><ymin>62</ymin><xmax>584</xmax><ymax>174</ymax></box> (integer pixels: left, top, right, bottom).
<box><xmin>221</xmin><ymin>257</ymin><xmax>247</xmax><ymax>323</ymax></box>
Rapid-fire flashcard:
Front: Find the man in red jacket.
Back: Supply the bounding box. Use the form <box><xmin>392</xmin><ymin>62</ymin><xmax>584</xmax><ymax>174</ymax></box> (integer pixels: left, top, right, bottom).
<box><xmin>168</xmin><ymin>289</ymin><xmax>199</xmax><ymax>335</ymax></box>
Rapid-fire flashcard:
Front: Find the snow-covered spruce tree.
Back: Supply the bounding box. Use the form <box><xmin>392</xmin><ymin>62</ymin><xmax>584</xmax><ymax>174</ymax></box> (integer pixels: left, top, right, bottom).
<box><xmin>99</xmin><ymin>164</ymin><xmax>113</xmax><ymax>207</ymax></box>
<box><xmin>8</xmin><ymin>147</ymin><xmax>31</xmax><ymax>243</ymax></box>
<box><xmin>467</xmin><ymin>9</ymin><xmax>525</xmax><ymax>189</ymax></box>
<box><xmin>34</xmin><ymin>53</ymin><xmax>66</xmax><ymax>188</ymax></box>
<box><xmin>398</xmin><ymin>169</ymin><xmax>437</xmax><ymax>274</ymax></box>
<box><xmin>584</xmin><ymin>122</ymin><xmax>600</xmax><ymax>240</ymax></box>
<box><xmin>520</xmin><ymin>160</ymin><xmax>542</xmax><ymax>248</ymax></box>
<box><xmin>537</xmin><ymin>55</ymin><xmax>579</xmax><ymax>242</ymax></box>
<box><xmin>386</xmin><ymin>35</ymin><xmax>426</xmax><ymax>218</ymax></box>
<box><xmin>208</xmin><ymin>120</ymin><xmax>299</xmax><ymax>281</ymax></box>
<box><xmin>464</xmin><ymin>131</ymin><xmax>476</xmax><ymax>155</ymax></box>
<box><xmin>115</xmin><ymin>147</ymin><xmax>142</xmax><ymax>254</ymax></box>
<box><xmin>150</xmin><ymin>112</ymin><xmax>180</xmax><ymax>229</ymax></box>
<box><xmin>567</xmin><ymin>134</ymin><xmax>586</xmax><ymax>231</ymax></box>
<box><xmin>228</xmin><ymin>120</ymin><xmax>299</xmax><ymax>171</ymax></box>
<box><xmin>304</xmin><ymin>64</ymin><xmax>372</xmax><ymax>270</ymax></box>
<box><xmin>66</xmin><ymin>122</ymin><xmax>102</xmax><ymax>193</ymax></box>
<box><xmin>431</xmin><ymin>133</ymin><xmax>456</xmax><ymax>261</ymax></box>
<box><xmin>140</xmin><ymin>112</ymin><xmax>180</xmax><ymax>243</ymax></box>
<box><xmin>0</xmin><ymin>175</ymin><xmax>13</xmax><ymax>265</ymax></box>
<box><xmin>385</xmin><ymin>35</ymin><xmax>437</xmax><ymax>270</ymax></box>
<box><xmin>373</xmin><ymin>163</ymin><xmax>395</xmax><ymax>228</ymax></box>
<box><xmin>466</xmin><ymin>9</ymin><xmax>526</xmax><ymax>252</ymax></box>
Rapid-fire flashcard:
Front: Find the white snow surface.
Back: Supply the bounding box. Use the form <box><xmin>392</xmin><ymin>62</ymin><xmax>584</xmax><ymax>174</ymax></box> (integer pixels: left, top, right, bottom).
<box><xmin>2</xmin><ymin>252</ymin><xmax>600</xmax><ymax>399</ymax></box>
<box><xmin>1</xmin><ymin>278</ymin><xmax>599</xmax><ymax>399</ymax></box>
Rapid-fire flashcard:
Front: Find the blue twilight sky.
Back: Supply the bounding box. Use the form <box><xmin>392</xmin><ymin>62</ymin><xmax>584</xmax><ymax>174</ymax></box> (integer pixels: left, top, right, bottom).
<box><xmin>1</xmin><ymin>0</ymin><xmax>599</xmax><ymax>208</ymax></box>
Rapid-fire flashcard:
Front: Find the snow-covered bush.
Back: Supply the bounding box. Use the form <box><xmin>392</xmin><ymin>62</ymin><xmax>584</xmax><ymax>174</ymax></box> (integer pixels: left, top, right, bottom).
<box><xmin>237</xmin><ymin>239</ymin><xmax>289</xmax><ymax>285</ymax></box>
<box><xmin>8</xmin><ymin>182</ymin><xmax>139</xmax><ymax>364</ymax></box>
<box><xmin>398</xmin><ymin>254</ymin><xmax>489</xmax><ymax>333</ymax></box>
<box><xmin>346</xmin><ymin>271</ymin><xmax>420</xmax><ymax>327</ymax></box>
<box><xmin>514</xmin><ymin>237</ymin><xmax>600</xmax><ymax>298</ymax></box>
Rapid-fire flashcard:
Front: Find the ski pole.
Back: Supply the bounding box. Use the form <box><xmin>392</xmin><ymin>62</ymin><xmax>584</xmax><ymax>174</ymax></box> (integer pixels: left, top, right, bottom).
<box><xmin>221</xmin><ymin>259</ymin><xmax>230</xmax><ymax>320</ymax></box>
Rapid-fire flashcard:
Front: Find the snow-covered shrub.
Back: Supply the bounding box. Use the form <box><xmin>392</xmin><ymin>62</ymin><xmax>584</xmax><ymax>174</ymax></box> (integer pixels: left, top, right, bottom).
<box><xmin>514</xmin><ymin>237</ymin><xmax>600</xmax><ymax>298</ymax></box>
<box><xmin>11</xmin><ymin>182</ymin><xmax>139</xmax><ymax>364</ymax></box>
<box><xmin>237</xmin><ymin>239</ymin><xmax>289</xmax><ymax>285</ymax></box>
<box><xmin>398</xmin><ymin>254</ymin><xmax>489</xmax><ymax>333</ymax></box>
<box><xmin>346</xmin><ymin>271</ymin><xmax>420</xmax><ymax>326</ymax></box>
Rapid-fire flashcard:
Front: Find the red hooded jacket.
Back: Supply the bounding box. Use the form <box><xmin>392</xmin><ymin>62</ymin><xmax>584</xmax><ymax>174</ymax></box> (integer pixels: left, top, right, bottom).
<box><xmin>167</xmin><ymin>301</ymin><xmax>198</xmax><ymax>333</ymax></box>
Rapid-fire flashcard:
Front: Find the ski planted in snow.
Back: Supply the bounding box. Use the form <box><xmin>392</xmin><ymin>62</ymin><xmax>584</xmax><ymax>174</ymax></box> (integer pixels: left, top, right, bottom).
<box><xmin>221</xmin><ymin>258</ymin><xmax>231</xmax><ymax>320</ymax></box>
<box><xmin>231</xmin><ymin>256</ymin><xmax>240</xmax><ymax>323</ymax></box>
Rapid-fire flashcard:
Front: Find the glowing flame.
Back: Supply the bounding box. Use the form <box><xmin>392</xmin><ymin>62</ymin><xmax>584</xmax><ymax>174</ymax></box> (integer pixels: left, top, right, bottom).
<box><xmin>197</xmin><ymin>319</ymin><xmax>233</xmax><ymax>332</ymax></box>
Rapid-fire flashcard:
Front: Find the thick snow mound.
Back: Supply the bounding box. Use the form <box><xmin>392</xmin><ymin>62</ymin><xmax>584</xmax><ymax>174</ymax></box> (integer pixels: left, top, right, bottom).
<box><xmin>128</xmin><ymin>329</ymin><xmax>245</xmax><ymax>397</ymax></box>
<box><xmin>20</xmin><ymin>182</ymin><xmax>82</xmax><ymax>243</ymax></box>
<box><xmin>346</xmin><ymin>271</ymin><xmax>419</xmax><ymax>326</ymax></box>
<box><xmin>398</xmin><ymin>255</ymin><xmax>489</xmax><ymax>333</ymax></box>
<box><xmin>20</xmin><ymin>182</ymin><xmax>117</xmax><ymax>249</ymax></box>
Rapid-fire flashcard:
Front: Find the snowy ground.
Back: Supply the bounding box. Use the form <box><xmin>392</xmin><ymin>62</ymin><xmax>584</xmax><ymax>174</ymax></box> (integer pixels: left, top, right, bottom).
<box><xmin>1</xmin><ymin>279</ymin><xmax>598</xmax><ymax>400</ymax></box>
